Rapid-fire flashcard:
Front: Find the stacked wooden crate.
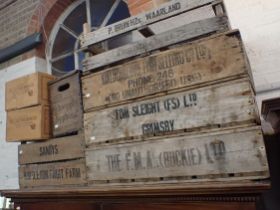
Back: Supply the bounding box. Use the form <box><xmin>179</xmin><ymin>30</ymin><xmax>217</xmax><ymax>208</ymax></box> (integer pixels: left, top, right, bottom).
<box><xmin>6</xmin><ymin>72</ymin><xmax>55</xmax><ymax>142</ymax></box>
<box><xmin>80</xmin><ymin>0</ymin><xmax>269</xmax><ymax>187</ymax></box>
<box><xmin>5</xmin><ymin>71</ymin><xmax>87</xmax><ymax>189</ymax></box>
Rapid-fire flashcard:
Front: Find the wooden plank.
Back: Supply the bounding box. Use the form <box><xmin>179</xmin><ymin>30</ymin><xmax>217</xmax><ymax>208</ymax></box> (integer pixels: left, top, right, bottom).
<box><xmin>83</xmin><ymin>16</ymin><xmax>229</xmax><ymax>71</ymax></box>
<box><xmin>6</xmin><ymin>105</ymin><xmax>51</xmax><ymax>142</ymax></box>
<box><xmin>49</xmin><ymin>71</ymin><xmax>83</xmax><ymax>137</ymax></box>
<box><xmin>82</xmin><ymin>30</ymin><xmax>247</xmax><ymax>111</ymax></box>
<box><xmin>19</xmin><ymin>159</ymin><xmax>86</xmax><ymax>188</ymax></box>
<box><xmin>80</xmin><ymin>0</ymin><xmax>215</xmax><ymax>47</ymax></box>
<box><xmin>86</xmin><ymin>127</ymin><xmax>269</xmax><ymax>183</ymax></box>
<box><xmin>84</xmin><ymin>79</ymin><xmax>257</xmax><ymax>145</ymax></box>
<box><xmin>18</xmin><ymin>134</ymin><xmax>85</xmax><ymax>165</ymax></box>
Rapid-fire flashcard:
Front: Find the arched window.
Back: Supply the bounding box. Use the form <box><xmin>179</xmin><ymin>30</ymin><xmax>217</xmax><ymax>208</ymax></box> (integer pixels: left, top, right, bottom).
<box><xmin>48</xmin><ymin>0</ymin><xmax>130</xmax><ymax>76</ymax></box>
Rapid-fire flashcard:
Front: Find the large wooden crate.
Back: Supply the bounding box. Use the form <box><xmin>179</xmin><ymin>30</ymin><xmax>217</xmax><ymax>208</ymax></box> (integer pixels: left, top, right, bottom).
<box><xmin>18</xmin><ymin>134</ymin><xmax>86</xmax><ymax>189</ymax></box>
<box><xmin>84</xmin><ymin>79</ymin><xmax>257</xmax><ymax>145</ymax></box>
<box><xmin>5</xmin><ymin>72</ymin><xmax>55</xmax><ymax>111</ymax></box>
<box><xmin>49</xmin><ymin>71</ymin><xmax>83</xmax><ymax>137</ymax></box>
<box><xmin>82</xmin><ymin>31</ymin><xmax>250</xmax><ymax>111</ymax></box>
<box><xmin>85</xmin><ymin>126</ymin><xmax>269</xmax><ymax>186</ymax></box>
<box><xmin>6</xmin><ymin>105</ymin><xmax>51</xmax><ymax>142</ymax></box>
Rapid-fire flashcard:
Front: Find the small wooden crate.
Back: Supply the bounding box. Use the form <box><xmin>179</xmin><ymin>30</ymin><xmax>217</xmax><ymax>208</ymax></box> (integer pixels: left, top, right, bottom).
<box><xmin>6</xmin><ymin>105</ymin><xmax>51</xmax><ymax>142</ymax></box>
<box><xmin>84</xmin><ymin>78</ymin><xmax>258</xmax><ymax>145</ymax></box>
<box><xmin>18</xmin><ymin>134</ymin><xmax>86</xmax><ymax>189</ymax></box>
<box><xmin>49</xmin><ymin>71</ymin><xmax>83</xmax><ymax>137</ymax></box>
<box><xmin>85</xmin><ymin>126</ymin><xmax>269</xmax><ymax>186</ymax></box>
<box><xmin>82</xmin><ymin>31</ymin><xmax>250</xmax><ymax>111</ymax></box>
<box><xmin>5</xmin><ymin>72</ymin><xmax>55</xmax><ymax>111</ymax></box>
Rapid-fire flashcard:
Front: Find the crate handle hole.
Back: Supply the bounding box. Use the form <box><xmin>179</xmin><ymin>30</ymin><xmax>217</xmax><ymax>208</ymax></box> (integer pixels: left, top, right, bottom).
<box><xmin>191</xmin><ymin>175</ymin><xmax>197</xmax><ymax>179</ymax></box>
<box><xmin>58</xmin><ymin>83</ymin><xmax>70</xmax><ymax>92</ymax></box>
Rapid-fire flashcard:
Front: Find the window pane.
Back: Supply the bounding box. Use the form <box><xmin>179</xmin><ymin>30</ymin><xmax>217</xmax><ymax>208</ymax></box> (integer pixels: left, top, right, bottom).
<box><xmin>52</xmin><ymin>28</ymin><xmax>76</xmax><ymax>58</ymax></box>
<box><xmin>107</xmin><ymin>1</ymin><xmax>130</xmax><ymax>25</ymax></box>
<box><xmin>90</xmin><ymin>0</ymin><xmax>115</xmax><ymax>27</ymax></box>
<box><xmin>64</xmin><ymin>2</ymin><xmax>87</xmax><ymax>35</ymax></box>
<box><xmin>52</xmin><ymin>55</ymin><xmax>75</xmax><ymax>76</ymax></box>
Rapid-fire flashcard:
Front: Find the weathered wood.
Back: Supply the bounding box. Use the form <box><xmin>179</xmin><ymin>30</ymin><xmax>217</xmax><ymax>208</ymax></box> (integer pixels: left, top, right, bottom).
<box><xmin>84</xmin><ymin>79</ymin><xmax>257</xmax><ymax>145</ymax></box>
<box><xmin>86</xmin><ymin>127</ymin><xmax>269</xmax><ymax>183</ymax></box>
<box><xmin>80</xmin><ymin>0</ymin><xmax>216</xmax><ymax>47</ymax></box>
<box><xmin>5</xmin><ymin>72</ymin><xmax>55</xmax><ymax>111</ymax></box>
<box><xmin>18</xmin><ymin>134</ymin><xmax>85</xmax><ymax>165</ymax></box>
<box><xmin>49</xmin><ymin>71</ymin><xmax>83</xmax><ymax>137</ymax></box>
<box><xmin>82</xmin><ymin>30</ymin><xmax>247</xmax><ymax>111</ymax></box>
<box><xmin>19</xmin><ymin>159</ymin><xmax>86</xmax><ymax>188</ymax></box>
<box><xmin>6</xmin><ymin>105</ymin><xmax>51</xmax><ymax>142</ymax></box>
<box><xmin>83</xmin><ymin>16</ymin><xmax>229</xmax><ymax>71</ymax></box>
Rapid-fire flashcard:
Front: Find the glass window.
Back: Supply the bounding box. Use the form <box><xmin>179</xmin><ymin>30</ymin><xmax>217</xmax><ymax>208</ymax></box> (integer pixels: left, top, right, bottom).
<box><xmin>50</xmin><ymin>0</ymin><xmax>130</xmax><ymax>76</ymax></box>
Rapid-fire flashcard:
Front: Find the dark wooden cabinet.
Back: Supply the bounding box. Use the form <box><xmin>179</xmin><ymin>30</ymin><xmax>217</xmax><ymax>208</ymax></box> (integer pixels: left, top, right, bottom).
<box><xmin>1</xmin><ymin>182</ymin><xmax>269</xmax><ymax>210</ymax></box>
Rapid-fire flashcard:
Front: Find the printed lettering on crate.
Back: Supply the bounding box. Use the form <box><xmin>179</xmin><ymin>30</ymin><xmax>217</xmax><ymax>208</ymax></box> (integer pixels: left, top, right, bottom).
<box><xmin>82</xmin><ymin>31</ymin><xmax>249</xmax><ymax>111</ymax></box>
<box><xmin>84</xmin><ymin>79</ymin><xmax>257</xmax><ymax>144</ymax></box>
<box><xmin>81</xmin><ymin>0</ymin><xmax>215</xmax><ymax>47</ymax></box>
<box><xmin>19</xmin><ymin>135</ymin><xmax>85</xmax><ymax>164</ymax></box>
<box><xmin>19</xmin><ymin>159</ymin><xmax>86</xmax><ymax>188</ymax></box>
<box><xmin>86</xmin><ymin>127</ymin><xmax>269</xmax><ymax>183</ymax></box>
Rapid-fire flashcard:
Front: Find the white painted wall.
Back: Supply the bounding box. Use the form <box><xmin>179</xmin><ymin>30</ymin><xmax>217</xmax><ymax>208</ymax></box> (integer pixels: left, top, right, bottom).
<box><xmin>223</xmin><ymin>0</ymin><xmax>280</xmax><ymax>110</ymax></box>
<box><xmin>0</xmin><ymin>57</ymin><xmax>47</xmax><ymax>189</ymax></box>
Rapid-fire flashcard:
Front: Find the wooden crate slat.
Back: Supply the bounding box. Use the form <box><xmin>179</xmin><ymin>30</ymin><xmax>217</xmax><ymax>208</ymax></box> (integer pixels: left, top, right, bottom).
<box><xmin>83</xmin><ymin>16</ymin><xmax>229</xmax><ymax>71</ymax></box>
<box><xmin>86</xmin><ymin>127</ymin><xmax>269</xmax><ymax>183</ymax></box>
<box><xmin>84</xmin><ymin>79</ymin><xmax>257</xmax><ymax>145</ymax></box>
<box><xmin>18</xmin><ymin>135</ymin><xmax>85</xmax><ymax>165</ymax></box>
<box><xmin>19</xmin><ymin>159</ymin><xmax>87</xmax><ymax>188</ymax></box>
<box><xmin>82</xmin><ymin>29</ymin><xmax>246</xmax><ymax>111</ymax></box>
<box><xmin>81</xmin><ymin>0</ymin><xmax>216</xmax><ymax>48</ymax></box>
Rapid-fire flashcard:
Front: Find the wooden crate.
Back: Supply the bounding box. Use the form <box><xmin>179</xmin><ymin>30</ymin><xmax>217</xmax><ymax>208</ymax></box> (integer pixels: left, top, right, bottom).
<box><xmin>85</xmin><ymin>126</ymin><xmax>269</xmax><ymax>185</ymax></box>
<box><xmin>81</xmin><ymin>0</ymin><xmax>226</xmax><ymax>49</ymax></box>
<box><xmin>6</xmin><ymin>105</ymin><xmax>51</xmax><ymax>142</ymax></box>
<box><xmin>82</xmin><ymin>15</ymin><xmax>229</xmax><ymax>72</ymax></box>
<box><xmin>18</xmin><ymin>134</ymin><xmax>85</xmax><ymax>165</ymax></box>
<box><xmin>19</xmin><ymin>159</ymin><xmax>87</xmax><ymax>189</ymax></box>
<box><xmin>49</xmin><ymin>71</ymin><xmax>83</xmax><ymax>137</ymax></box>
<box><xmin>82</xmin><ymin>31</ymin><xmax>249</xmax><ymax>111</ymax></box>
<box><xmin>5</xmin><ymin>72</ymin><xmax>55</xmax><ymax>111</ymax></box>
<box><xmin>84</xmin><ymin>79</ymin><xmax>257</xmax><ymax>145</ymax></box>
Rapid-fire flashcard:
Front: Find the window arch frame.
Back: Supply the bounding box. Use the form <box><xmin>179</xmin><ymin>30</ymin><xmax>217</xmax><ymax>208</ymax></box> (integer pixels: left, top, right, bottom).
<box><xmin>47</xmin><ymin>0</ymin><xmax>126</xmax><ymax>75</ymax></box>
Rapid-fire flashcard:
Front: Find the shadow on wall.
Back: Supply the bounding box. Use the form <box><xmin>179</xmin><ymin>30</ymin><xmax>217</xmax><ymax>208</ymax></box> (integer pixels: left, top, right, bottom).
<box><xmin>260</xmin><ymin>134</ymin><xmax>280</xmax><ymax>210</ymax></box>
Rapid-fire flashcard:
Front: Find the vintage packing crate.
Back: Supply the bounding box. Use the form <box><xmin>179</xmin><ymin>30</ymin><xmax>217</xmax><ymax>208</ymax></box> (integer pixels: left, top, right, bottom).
<box><xmin>18</xmin><ymin>134</ymin><xmax>86</xmax><ymax>189</ymax></box>
<box><xmin>85</xmin><ymin>126</ymin><xmax>269</xmax><ymax>185</ymax></box>
<box><xmin>6</xmin><ymin>105</ymin><xmax>51</xmax><ymax>142</ymax></box>
<box><xmin>84</xmin><ymin>79</ymin><xmax>258</xmax><ymax>145</ymax></box>
<box><xmin>18</xmin><ymin>134</ymin><xmax>85</xmax><ymax>165</ymax></box>
<box><xmin>19</xmin><ymin>159</ymin><xmax>87</xmax><ymax>188</ymax></box>
<box><xmin>49</xmin><ymin>71</ymin><xmax>83</xmax><ymax>137</ymax></box>
<box><xmin>82</xmin><ymin>31</ymin><xmax>251</xmax><ymax>111</ymax></box>
<box><xmin>5</xmin><ymin>72</ymin><xmax>55</xmax><ymax>111</ymax></box>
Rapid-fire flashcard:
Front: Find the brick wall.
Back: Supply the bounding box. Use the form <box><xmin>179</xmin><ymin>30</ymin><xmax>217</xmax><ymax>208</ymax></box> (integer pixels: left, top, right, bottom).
<box><xmin>0</xmin><ymin>0</ymin><xmax>74</xmax><ymax>69</ymax></box>
<box><xmin>0</xmin><ymin>0</ymin><xmax>40</xmax><ymax>49</ymax></box>
<box><xmin>127</xmin><ymin>0</ymin><xmax>171</xmax><ymax>16</ymax></box>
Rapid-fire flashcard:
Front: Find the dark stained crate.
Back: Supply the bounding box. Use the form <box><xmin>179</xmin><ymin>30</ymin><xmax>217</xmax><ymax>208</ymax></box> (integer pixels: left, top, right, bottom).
<box><xmin>49</xmin><ymin>71</ymin><xmax>83</xmax><ymax>137</ymax></box>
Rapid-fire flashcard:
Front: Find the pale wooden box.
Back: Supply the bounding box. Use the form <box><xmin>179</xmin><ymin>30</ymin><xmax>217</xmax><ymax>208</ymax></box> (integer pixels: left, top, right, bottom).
<box><xmin>5</xmin><ymin>72</ymin><xmax>55</xmax><ymax>111</ymax></box>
